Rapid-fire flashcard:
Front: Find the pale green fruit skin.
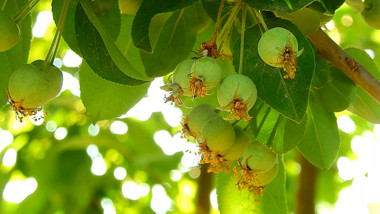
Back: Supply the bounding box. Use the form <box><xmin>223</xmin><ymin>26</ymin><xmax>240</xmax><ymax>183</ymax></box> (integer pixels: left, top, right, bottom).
<box><xmin>258</xmin><ymin>27</ymin><xmax>298</xmax><ymax>68</ymax></box>
<box><xmin>201</xmin><ymin>117</ymin><xmax>235</xmax><ymax>152</ymax></box>
<box><xmin>8</xmin><ymin>64</ymin><xmax>51</xmax><ymax>108</ymax></box>
<box><xmin>221</xmin><ymin>126</ymin><xmax>250</xmax><ymax>161</ymax></box>
<box><xmin>187</xmin><ymin>103</ymin><xmax>219</xmax><ymax>137</ymax></box>
<box><xmin>190</xmin><ymin>57</ymin><xmax>222</xmax><ymax>90</ymax></box>
<box><xmin>217</xmin><ymin>74</ymin><xmax>257</xmax><ymax>109</ymax></box>
<box><xmin>0</xmin><ymin>11</ymin><xmax>20</xmax><ymax>52</ymax></box>
<box><xmin>242</xmin><ymin>140</ymin><xmax>278</xmax><ymax>173</ymax></box>
<box><xmin>172</xmin><ymin>58</ymin><xmax>195</xmax><ymax>96</ymax></box>
<box><xmin>255</xmin><ymin>162</ymin><xmax>279</xmax><ymax>186</ymax></box>
<box><xmin>32</xmin><ymin>60</ymin><xmax>63</xmax><ymax>101</ymax></box>
<box><xmin>276</xmin><ymin>8</ymin><xmax>321</xmax><ymax>35</ymax></box>
<box><xmin>361</xmin><ymin>0</ymin><xmax>380</xmax><ymax>29</ymax></box>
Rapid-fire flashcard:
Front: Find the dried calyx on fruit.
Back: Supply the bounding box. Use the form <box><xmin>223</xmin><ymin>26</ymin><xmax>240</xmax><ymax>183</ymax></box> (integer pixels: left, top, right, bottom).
<box><xmin>6</xmin><ymin>61</ymin><xmax>63</xmax><ymax>121</ymax></box>
<box><xmin>217</xmin><ymin>74</ymin><xmax>257</xmax><ymax>121</ymax></box>
<box><xmin>0</xmin><ymin>11</ymin><xmax>20</xmax><ymax>52</ymax></box>
<box><xmin>189</xmin><ymin>57</ymin><xmax>222</xmax><ymax>98</ymax></box>
<box><xmin>233</xmin><ymin>140</ymin><xmax>278</xmax><ymax>195</ymax></box>
<box><xmin>199</xmin><ymin>116</ymin><xmax>236</xmax><ymax>173</ymax></box>
<box><xmin>161</xmin><ymin>58</ymin><xmax>195</xmax><ymax>106</ymax></box>
<box><xmin>258</xmin><ymin>27</ymin><xmax>303</xmax><ymax>79</ymax></box>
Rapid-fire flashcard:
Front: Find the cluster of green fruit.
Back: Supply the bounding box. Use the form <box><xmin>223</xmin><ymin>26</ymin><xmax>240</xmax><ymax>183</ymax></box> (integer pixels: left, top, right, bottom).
<box><xmin>1</xmin><ymin>6</ymin><xmax>63</xmax><ymax>122</ymax></box>
<box><xmin>161</xmin><ymin>56</ymin><xmax>279</xmax><ymax>194</ymax></box>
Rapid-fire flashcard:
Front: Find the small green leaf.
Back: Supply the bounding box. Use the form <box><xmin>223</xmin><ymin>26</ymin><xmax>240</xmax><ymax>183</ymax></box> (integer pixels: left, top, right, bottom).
<box><xmin>319</xmin><ymin>0</ymin><xmax>345</xmax><ymax>13</ymax></box>
<box><xmin>79</xmin><ymin>62</ymin><xmax>150</xmax><ymax>121</ymax></box>
<box><xmin>246</xmin><ymin>0</ymin><xmax>313</xmax><ymax>13</ymax></box>
<box><xmin>315</xmin><ymin>65</ymin><xmax>356</xmax><ymax>112</ymax></box>
<box><xmin>217</xmin><ymin>156</ymin><xmax>287</xmax><ymax>214</ymax></box>
<box><xmin>140</xmin><ymin>4</ymin><xmax>209</xmax><ymax>77</ymax></box>
<box><xmin>233</xmin><ymin>18</ymin><xmax>315</xmax><ymax>122</ymax></box>
<box><xmin>75</xmin><ymin>1</ymin><xmax>149</xmax><ymax>85</ymax></box>
<box><xmin>0</xmin><ymin>0</ymin><xmax>32</xmax><ymax>107</ymax></box>
<box><xmin>345</xmin><ymin>47</ymin><xmax>380</xmax><ymax>124</ymax></box>
<box><xmin>131</xmin><ymin>0</ymin><xmax>198</xmax><ymax>52</ymax></box>
<box><xmin>298</xmin><ymin>92</ymin><xmax>340</xmax><ymax>170</ymax></box>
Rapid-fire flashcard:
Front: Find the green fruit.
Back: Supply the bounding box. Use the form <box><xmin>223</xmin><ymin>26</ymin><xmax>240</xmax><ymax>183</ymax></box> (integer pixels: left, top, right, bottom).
<box><xmin>172</xmin><ymin>58</ymin><xmax>195</xmax><ymax>96</ymax></box>
<box><xmin>0</xmin><ymin>11</ymin><xmax>20</xmax><ymax>52</ymax></box>
<box><xmin>201</xmin><ymin>117</ymin><xmax>235</xmax><ymax>152</ymax></box>
<box><xmin>276</xmin><ymin>8</ymin><xmax>321</xmax><ymax>35</ymax></box>
<box><xmin>221</xmin><ymin>126</ymin><xmax>250</xmax><ymax>161</ymax></box>
<box><xmin>217</xmin><ymin>74</ymin><xmax>257</xmax><ymax>110</ymax></box>
<box><xmin>8</xmin><ymin>64</ymin><xmax>51</xmax><ymax>108</ymax></box>
<box><xmin>186</xmin><ymin>103</ymin><xmax>219</xmax><ymax>138</ymax></box>
<box><xmin>361</xmin><ymin>0</ymin><xmax>380</xmax><ymax>29</ymax></box>
<box><xmin>189</xmin><ymin>57</ymin><xmax>222</xmax><ymax>97</ymax></box>
<box><xmin>242</xmin><ymin>140</ymin><xmax>277</xmax><ymax>173</ymax></box>
<box><xmin>255</xmin><ymin>162</ymin><xmax>279</xmax><ymax>186</ymax></box>
<box><xmin>32</xmin><ymin>60</ymin><xmax>63</xmax><ymax>101</ymax></box>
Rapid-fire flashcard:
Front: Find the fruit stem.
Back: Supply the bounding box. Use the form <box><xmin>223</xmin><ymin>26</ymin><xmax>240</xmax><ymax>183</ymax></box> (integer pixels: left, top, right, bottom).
<box><xmin>238</xmin><ymin>2</ymin><xmax>246</xmax><ymax>75</ymax></box>
<box><xmin>251</xmin><ymin>8</ymin><xmax>268</xmax><ymax>33</ymax></box>
<box><xmin>210</xmin><ymin>0</ymin><xmax>225</xmax><ymax>45</ymax></box>
<box><xmin>13</xmin><ymin>0</ymin><xmax>40</xmax><ymax>24</ymax></box>
<box><xmin>43</xmin><ymin>0</ymin><xmax>71</xmax><ymax>68</ymax></box>
<box><xmin>1</xmin><ymin>0</ymin><xmax>8</xmax><ymax>11</ymax></box>
<box><xmin>217</xmin><ymin>0</ymin><xmax>242</xmax><ymax>53</ymax></box>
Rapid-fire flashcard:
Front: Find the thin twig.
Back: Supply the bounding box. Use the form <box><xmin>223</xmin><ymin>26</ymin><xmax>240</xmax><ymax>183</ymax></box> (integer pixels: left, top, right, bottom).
<box><xmin>308</xmin><ymin>28</ymin><xmax>380</xmax><ymax>103</ymax></box>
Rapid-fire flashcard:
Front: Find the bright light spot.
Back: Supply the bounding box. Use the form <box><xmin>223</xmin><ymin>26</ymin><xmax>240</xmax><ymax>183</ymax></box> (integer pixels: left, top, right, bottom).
<box><xmin>150</xmin><ymin>184</ymin><xmax>172</xmax><ymax>214</ymax></box>
<box><xmin>181</xmin><ymin>141</ymin><xmax>201</xmax><ymax>168</ymax></box>
<box><xmin>91</xmin><ymin>155</ymin><xmax>107</xmax><ymax>176</ymax></box>
<box><xmin>61</xmin><ymin>71</ymin><xmax>80</xmax><ymax>97</ymax></box>
<box><xmin>63</xmin><ymin>50</ymin><xmax>82</xmax><ymax>67</ymax></box>
<box><xmin>101</xmin><ymin>198</ymin><xmax>116</xmax><ymax>214</ymax></box>
<box><xmin>0</xmin><ymin>129</ymin><xmax>13</xmax><ymax>153</ymax></box>
<box><xmin>32</xmin><ymin>11</ymin><xmax>53</xmax><ymax>38</ymax></box>
<box><xmin>337</xmin><ymin>157</ymin><xmax>355</xmax><ymax>181</ymax></box>
<box><xmin>53</xmin><ymin>58</ymin><xmax>63</xmax><ymax>68</ymax></box>
<box><xmin>374</xmin><ymin>125</ymin><xmax>380</xmax><ymax>140</ymax></box>
<box><xmin>337</xmin><ymin>115</ymin><xmax>356</xmax><ymax>133</ymax></box>
<box><xmin>110</xmin><ymin>121</ymin><xmax>128</xmax><ymax>135</ymax></box>
<box><xmin>341</xmin><ymin>14</ymin><xmax>353</xmax><ymax>27</ymax></box>
<box><xmin>365</xmin><ymin>49</ymin><xmax>375</xmax><ymax>59</ymax></box>
<box><xmin>124</xmin><ymin>97</ymin><xmax>153</xmax><ymax>121</ymax></box>
<box><xmin>210</xmin><ymin>189</ymin><xmax>218</xmax><ymax>210</ymax></box>
<box><xmin>170</xmin><ymin>170</ymin><xmax>182</xmax><ymax>182</ymax></box>
<box><xmin>162</xmin><ymin>106</ymin><xmax>183</xmax><ymax>127</ymax></box>
<box><xmin>54</xmin><ymin>127</ymin><xmax>67</xmax><ymax>140</ymax></box>
<box><xmin>114</xmin><ymin>167</ymin><xmax>127</xmax><ymax>180</ymax></box>
<box><xmin>88</xmin><ymin>124</ymin><xmax>100</xmax><ymax>136</ymax></box>
<box><xmin>122</xmin><ymin>181</ymin><xmax>150</xmax><ymax>200</ymax></box>
<box><xmin>86</xmin><ymin>144</ymin><xmax>99</xmax><ymax>159</ymax></box>
<box><xmin>3</xmin><ymin>177</ymin><xmax>38</xmax><ymax>204</ymax></box>
<box><xmin>324</xmin><ymin>20</ymin><xmax>335</xmax><ymax>31</ymax></box>
<box><xmin>45</xmin><ymin>121</ymin><xmax>57</xmax><ymax>132</ymax></box>
<box><xmin>2</xmin><ymin>148</ymin><xmax>17</xmax><ymax>167</ymax></box>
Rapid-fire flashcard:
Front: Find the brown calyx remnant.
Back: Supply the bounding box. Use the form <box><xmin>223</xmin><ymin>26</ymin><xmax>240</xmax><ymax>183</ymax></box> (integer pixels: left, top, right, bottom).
<box><xmin>281</xmin><ymin>46</ymin><xmax>298</xmax><ymax>79</ymax></box>
<box><xmin>189</xmin><ymin>74</ymin><xmax>207</xmax><ymax>98</ymax></box>
<box><xmin>161</xmin><ymin>83</ymin><xmax>185</xmax><ymax>106</ymax></box>
<box><xmin>199</xmin><ymin>141</ymin><xmax>231</xmax><ymax>174</ymax></box>
<box><xmin>5</xmin><ymin>88</ymin><xmax>43</xmax><ymax>122</ymax></box>
<box><xmin>232</xmin><ymin>157</ymin><xmax>263</xmax><ymax>196</ymax></box>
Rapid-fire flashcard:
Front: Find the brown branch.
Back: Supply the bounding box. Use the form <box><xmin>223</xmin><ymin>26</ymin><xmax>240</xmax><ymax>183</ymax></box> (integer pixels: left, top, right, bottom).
<box><xmin>307</xmin><ymin>28</ymin><xmax>380</xmax><ymax>103</ymax></box>
<box><xmin>196</xmin><ymin>165</ymin><xmax>213</xmax><ymax>214</ymax></box>
<box><xmin>296</xmin><ymin>153</ymin><xmax>318</xmax><ymax>214</ymax></box>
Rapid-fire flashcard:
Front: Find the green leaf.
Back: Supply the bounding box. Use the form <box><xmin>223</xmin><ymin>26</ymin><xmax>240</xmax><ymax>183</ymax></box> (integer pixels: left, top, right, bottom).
<box><xmin>140</xmin><ymin>3</ymin><xmax>209</xmax><ymax>77</ymax></box>
<box><xmin>246</xmin><ymin>0</ymin><xmax>313</xmax><ymax>13</ymax></box>
<box><xmin>233</xmin><ymin>18</ymin><xmax>315</xmax><ymax>122</ymax></box>
<box><xmin>79</xmin><ymin>62</ymin><xmax>150</xmax><ymax>121</ymax></box>
<box><xmin>319</xmin><ymin>0</ymin><xmax>345</xmax><ymax>14</ymax></box>
<box><xmin>311</xmin><ymin>55</ymin><xmax>329</xmax><ymax>88</ymax></box>
<box><xmin>315</xmin><ymin>65</ymin><xmax>356</xmax><ymax>112</ymax></box>
<box><xmin>345</xmin><ymin>47</ymin><xmax>380</xmax><ymax>124</ymax></box>
<box><xmin>132</xmin><ymin>0</ymin><xmax>198</xmax><ymax>52</ymax></box>
<box><xmin>217</xmin><ymin>156</ymin><xmax>287</xmax><ymax>214</ymax></box>
<box><xmin>298</xmin><ymin>92</ymin><xmax>340</xmax><ymax>170</ymax></box>
<box><xmin>76</xmin><ymin>0</ymin><xmax>150</xmax><ymax>84</ymax></box>
<box><xmin>0</xmin><ymin>0</ymin><xmax>32</xmax><ymax>107</ymax></box>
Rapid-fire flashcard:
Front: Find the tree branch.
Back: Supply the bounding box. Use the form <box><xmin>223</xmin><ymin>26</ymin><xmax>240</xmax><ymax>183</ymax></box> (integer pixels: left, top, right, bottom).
<box><xmin>296</xmin><ymin>153</ymin><xmax>318</xmax><ymax>214</ymax></box>
<box><xmin>196</xmin><ymin>165</ymin><xmax>213</xmax><ymax>214</ymax></box>
<box><xmin>307</xmin><ymin>29</ymin><xmax>380</xmax><ymax>103</ymax></box>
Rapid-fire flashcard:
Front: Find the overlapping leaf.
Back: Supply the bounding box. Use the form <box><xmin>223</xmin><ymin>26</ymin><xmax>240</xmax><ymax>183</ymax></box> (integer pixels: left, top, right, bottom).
<box><xmin>232</xmin><ymin>18</ymin><xmax>315</xmax><ymax>123</ymax></box>
<box><xmin>246</xmin><ymin>0</ymin><xmax>313</xmax><ymax>13</ymax></box>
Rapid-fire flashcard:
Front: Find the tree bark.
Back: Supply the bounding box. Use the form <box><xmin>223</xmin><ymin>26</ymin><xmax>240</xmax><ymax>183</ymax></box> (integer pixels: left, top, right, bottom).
<box><xmin>308</xmin><ymin>28</ymin><xmax>380</xmax><ymax>103</ymax></box>
<box><xmin>196</xmin><ymin>165</ymin><xmax>213</xmax><ymax>214</ymax></box>
<box><xmin>296</xmin><ymin>154</ymin><xmax>318</xmax><ymax>214</ymax></box>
